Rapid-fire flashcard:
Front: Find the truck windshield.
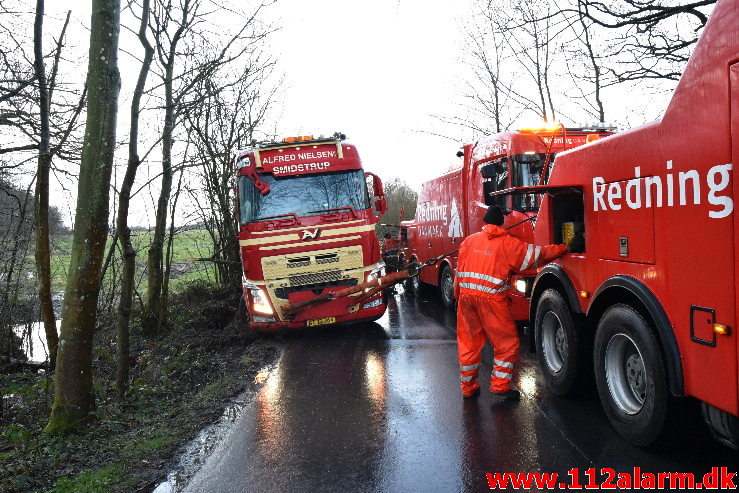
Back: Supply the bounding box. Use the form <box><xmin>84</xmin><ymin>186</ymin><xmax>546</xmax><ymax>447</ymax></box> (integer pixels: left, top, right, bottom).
<box><xmin>239</xmin><ymin>169</ymin><xmax>370</xmax><ymax>223</ymax></box>
<box><xmin>511</xmin><ymin>153</ymin><xmax>550</xmax><ymax>212</ymax></box>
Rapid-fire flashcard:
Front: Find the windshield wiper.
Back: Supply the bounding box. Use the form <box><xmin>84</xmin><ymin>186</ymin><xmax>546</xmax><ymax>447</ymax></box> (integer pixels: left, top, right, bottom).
<box><xmin>254</xmin><ymin>213</ymin><xmax>301</xmax><ymax>224</ymax></box>
<box><xmin>305</xmin><ymin>207</ymin><xmax>356</xmax><ymax>215</ymax></box>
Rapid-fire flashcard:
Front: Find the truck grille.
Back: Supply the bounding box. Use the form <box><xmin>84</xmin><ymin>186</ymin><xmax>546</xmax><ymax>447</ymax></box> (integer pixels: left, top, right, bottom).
<box><xmin>275</xmin><ymin>278</ymin><xmax>357</xmax><ymax>299</ymax></box>
<box><xmin>288</xmin><ymin>270</ymin><xmax>342</xmax><ymax>287</ymax></box>
<box><xmin>287</xmin><ymin>256</ymin><xmax>311</xmax><ymax>269</ymax></box>
<box><xmin>315</xmin><ymin>253</ymin><xmax>339</xmax><ymax>265</ymax></box>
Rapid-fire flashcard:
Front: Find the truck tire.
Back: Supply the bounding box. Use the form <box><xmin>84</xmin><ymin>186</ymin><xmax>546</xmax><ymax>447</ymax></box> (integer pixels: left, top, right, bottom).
<box><xmin>534</xmin><ymin>289</ymin><xmax>579</xmax><ymax>395</ymax></box>
<box><xmin>403</xmin><ymin>257</ymin><xmax>426</xmax><ymax>297</ymax></box>
<box><xmin>594</xmin><ymin>304</ymin><xmax>667</xmax><ymax>447</ymax></box>
<box><xmin>408</xmin><ymin>273</ymin><xmax>428</xmax><ymax>298</ymax></box>
<box><xmin>440</xmin><ymin>264</ymin><xmax>456</xmax><ymax>309</ymax></box>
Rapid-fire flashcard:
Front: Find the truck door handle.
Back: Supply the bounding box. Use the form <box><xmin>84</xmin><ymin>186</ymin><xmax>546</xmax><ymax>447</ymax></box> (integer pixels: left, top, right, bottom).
<box><xmin>428</xmin><ymin>242</ymin><xmax>432</xmax><ymax>248</ymax></box>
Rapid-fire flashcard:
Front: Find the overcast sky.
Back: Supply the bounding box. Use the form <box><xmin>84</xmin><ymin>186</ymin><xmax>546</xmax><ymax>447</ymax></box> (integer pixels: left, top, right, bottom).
<box><xmin>268</xmin><ymin>0</ymin><xmax>473</xmax><ymax>188</ymax></box>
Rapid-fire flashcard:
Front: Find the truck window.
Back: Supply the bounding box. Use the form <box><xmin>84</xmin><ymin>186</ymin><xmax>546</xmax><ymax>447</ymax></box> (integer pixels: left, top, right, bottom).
<box><xmin>239</xmin><ymin>169</ymin><xmax>370</xmax><ymax>223</ymax></box>
<box><xmin>480</xmin><ymin>158</ymin><xmax>510</xmax><ymax>209</ymax></box>
<box><xmin>511</xmin><ymin>153</ymin><xmax>551</xmax><ymax>212</ymax></box>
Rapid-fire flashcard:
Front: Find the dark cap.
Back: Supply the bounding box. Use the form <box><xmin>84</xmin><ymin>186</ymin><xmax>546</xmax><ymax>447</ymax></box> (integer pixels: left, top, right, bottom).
<box><xmin>483</xmin><ymin>205</ymin><xmax>504</xmax><ymax>226</ymax></box>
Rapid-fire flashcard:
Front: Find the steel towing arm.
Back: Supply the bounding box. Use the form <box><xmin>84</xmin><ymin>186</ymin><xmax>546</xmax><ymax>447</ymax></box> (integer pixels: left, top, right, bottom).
<box><xmin>282</xmin><ymin>250</ymin><xmax>459</xmax><ymax>318</ymax></box>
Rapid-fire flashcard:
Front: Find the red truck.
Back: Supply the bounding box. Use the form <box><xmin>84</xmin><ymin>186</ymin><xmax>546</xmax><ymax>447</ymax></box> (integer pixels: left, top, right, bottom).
<box><xmin>235</xmin><ymin>134</ymin><xmax>387</xmax><ymax>331</ymax></box>
<box><xmin>491</xmin><ymin>0</ymin><xmax>738</xmax><ymax>448</ymax></box>
<box><xmin>395</xmin><ymin>124</ymin><xmax>613</xmax><ymax>320</ymax></box>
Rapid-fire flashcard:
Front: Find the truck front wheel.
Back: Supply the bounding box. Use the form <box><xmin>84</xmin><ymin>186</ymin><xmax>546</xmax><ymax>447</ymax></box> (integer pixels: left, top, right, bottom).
<box><xmin>440</xmin><ymin>265</ymin><xmax>455</xmax><ymax>309</ymax></box>
<box><xmin>535</xmin><ymin>289</ymin><xmax>579</xmax><ymax>395</ymax></box>
<box><xmin>594</xmin><ymin>304</ymin><xmax>667</xmax><ymax>447</ymax></box>
<box><xmin>409</xmin><ymin>273</ymin><xmax>427</xmax><ymax>298</ymax></box>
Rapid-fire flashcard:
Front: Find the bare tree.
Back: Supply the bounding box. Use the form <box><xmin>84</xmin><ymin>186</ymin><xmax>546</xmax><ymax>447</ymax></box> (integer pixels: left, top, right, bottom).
<box><xmin>437</xmin><ymin>11</ymin><xmax>516</xmax><ymax>140</ymax></box>
<box><xmin>560</xmin><ymin>4</ymin><xmax>607</xmax><ymax>122</ymax></box>
<box><xmin>461</xmin><ymin>0</ymin><xmax>563</xmax><ymax>129</ymax></box>
<box><xmin>1</xmin><ymin>2</ymin><xmax>86</xmax><ymax>164</ymax></box>
<box><xmin>143</xmin><ymin>0</ymin><xmax>198</xmax><ymax>332</ymax></box>
<box><xmin>0</xmin><ymin>175</ymin><xmax>35</xmax><ymax>360</ymax></box>
<box><xmin>46</xmin><ymin>0</ymin><xmax>121</xmax><ymax>433</ymax></box>
<box><xmin>32</xmin><ymin>2</ymin><xmax>78</xmax><ymax>369</ymax></box>
<box><xmin>377</xmin><ymin>177</ymin><xmax>418</xmax><ymax>237</ymax></box>
<box><xmin>574</xmin><ymin>0</ymin><xmax>714</xmax><ymax>82</ymax></box>
<box><xmin>0</xmin><ymin>1</ymin><xmax>35</xmax><ymax>117</ymax></box>
<box><xmin>115</xmin><ymin>0</ymin><xmax>154</xmax><ymax>397</ymax></box>
<box><xmin>144</xmin><ymin>0</ymin><xmax>273</xmax><ymax>330</ymax></box>
<box><xmin>184</xmin><ymin>57</ymin><xmax>277</xmax><ymax>288</ymax></box>
<box><xmin>499</xmin><ymin>0</ymin><xmax>561</xmax><ymax>121</ymax></box>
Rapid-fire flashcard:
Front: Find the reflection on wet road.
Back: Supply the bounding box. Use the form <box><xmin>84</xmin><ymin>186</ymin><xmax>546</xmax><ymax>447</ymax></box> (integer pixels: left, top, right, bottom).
<box><xmin>184</xmin><ymin>294</ymin><xmax>737</xmax><ymax>492</ymax></box>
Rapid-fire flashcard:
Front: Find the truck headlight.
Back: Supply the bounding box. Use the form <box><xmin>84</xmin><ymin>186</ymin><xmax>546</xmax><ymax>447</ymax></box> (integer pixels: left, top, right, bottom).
<box><xmin>249</xmin><ymin>287</ymin><xmax>274</xmax><ymax>315</ymax></box>
<box><xmin>515</xmin><ymin>279</ymin><xmax>528</xmax><ymax>294</ymax></box>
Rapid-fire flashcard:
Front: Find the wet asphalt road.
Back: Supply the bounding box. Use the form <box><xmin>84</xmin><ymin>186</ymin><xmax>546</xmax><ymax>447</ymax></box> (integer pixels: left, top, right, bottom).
<box><xmin>184</xmin><ymin>292</ymin><xmax>738</xmax><ymax>492</ymax></box>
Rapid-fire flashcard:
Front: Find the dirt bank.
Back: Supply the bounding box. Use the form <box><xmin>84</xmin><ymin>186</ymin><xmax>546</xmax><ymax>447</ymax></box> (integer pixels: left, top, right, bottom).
<box><xmin>0</xmin><ymin>282</ymin><xmax>281</xmax><ymax>492</ymax></box>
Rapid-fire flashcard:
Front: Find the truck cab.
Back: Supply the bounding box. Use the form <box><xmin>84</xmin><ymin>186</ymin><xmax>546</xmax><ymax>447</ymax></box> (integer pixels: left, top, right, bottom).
<box><xmin>400</xmin><ymin>125</ymin><xmax>612</xmax><ymax>316</ymax></box>
<box><xmin>236</xmin><ymin>134</ymin><xmax>387</xmax><ymax>331</ymax></box>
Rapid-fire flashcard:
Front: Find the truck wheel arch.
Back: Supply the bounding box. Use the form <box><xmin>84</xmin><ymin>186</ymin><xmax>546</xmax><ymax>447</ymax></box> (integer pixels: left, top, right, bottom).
<box><xmin>437</xmin><ymin>259</ymin><xmax>454</xmax><ymax>284</ymax></box>
<box><xmin>529</xmin><ymin>265</ymin><xmax>583</xmax><ymax>352</ymax></box>
<box><xmin>530</xmin><ymin>265</ymin><xmax>582</xmax><ymax>322</ymax></box>
<box><xmin>588</xmin><ymin>275</ymin><xmax>684</xmax><ymax>397</ymax></box>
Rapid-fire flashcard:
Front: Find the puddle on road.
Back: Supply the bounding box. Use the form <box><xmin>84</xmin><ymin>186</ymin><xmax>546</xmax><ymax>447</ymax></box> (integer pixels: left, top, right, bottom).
<box><xmin>153</xmin><ymin>363</ymin><xmax>277</xmax><ymax>493</ymax></box>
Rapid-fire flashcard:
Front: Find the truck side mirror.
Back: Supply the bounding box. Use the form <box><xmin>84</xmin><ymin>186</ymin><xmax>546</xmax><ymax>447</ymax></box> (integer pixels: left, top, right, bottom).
<box><xmin>480</xmin><ymin>158</ymin><xmax>507</xmax><ymax>179</ymax></box>
<box><xmin>480</xmin><ymin>163</ymin><xmax>496</xmax><ymax>178</ymax></box>
<box><xmin>364</xmin><ymin>172</ymin><xmax>387</xmax><ymax>217</ymax></box>
<box><xmin>483</xmin><ymin>181</ymin><xmax>510</xmax><ymax>212</ymax></box>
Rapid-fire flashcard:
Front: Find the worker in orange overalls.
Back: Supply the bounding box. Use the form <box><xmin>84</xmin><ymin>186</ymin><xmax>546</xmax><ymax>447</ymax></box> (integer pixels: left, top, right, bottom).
<box><xmin>454</xmin><ymin>206</ymin><xmax>568</xmax><ymax>399</ymax></box>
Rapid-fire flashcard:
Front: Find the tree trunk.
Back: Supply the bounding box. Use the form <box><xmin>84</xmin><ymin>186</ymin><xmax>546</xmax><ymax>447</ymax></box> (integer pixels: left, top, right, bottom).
<box><xmin>144</xmin><ymin>65</ymin><xmax>174</xmax><ymax>333</ymax></box>
<box><xmin>158</xmin><ymin>167</ymin><xmax>183</xmax><ymax>332</ymax></box>
<box><xmin>46</xmin><ymin>0</ymin><xmax>121</xmax><ymax>434</ymax></box>
<box><xmin>116</xmin><ymin>0</ymin><xmax>153</xmax><ymax>398</ymax></box>
<box><xmin>33</xmin><ymin>0</ymin><xmax>59</xmax><ymax>368</ymax></box>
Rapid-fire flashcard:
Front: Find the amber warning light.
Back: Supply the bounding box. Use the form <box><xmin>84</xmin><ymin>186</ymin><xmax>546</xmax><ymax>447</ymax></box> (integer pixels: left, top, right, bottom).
<box><xmin>518</xmin><ymin>120</ymin><xmax>562</xmax><ymax>132</ymax></box>
<box><xmin>283</xmin><ymin>135</ymin><xmax>314</xmax><ymax>143</ymax></box>
<box><xmin>714</xmin><ymin>323</ymin><xmax>730</xmax><ymax>336</ymax></box>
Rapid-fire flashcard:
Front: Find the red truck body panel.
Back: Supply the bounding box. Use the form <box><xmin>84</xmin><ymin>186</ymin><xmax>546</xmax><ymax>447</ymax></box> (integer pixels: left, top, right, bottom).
<box><xmin>531</xmin><ymin>0</ymin><xmax>738</xmax><ymax>416</ymax></box>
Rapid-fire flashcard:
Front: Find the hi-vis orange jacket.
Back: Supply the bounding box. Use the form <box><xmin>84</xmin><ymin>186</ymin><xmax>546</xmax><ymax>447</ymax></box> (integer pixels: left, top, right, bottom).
<box><xmin>454</xmin><ymin>224</ymin><xmax>567</xmax><ymax>299</ymax></box>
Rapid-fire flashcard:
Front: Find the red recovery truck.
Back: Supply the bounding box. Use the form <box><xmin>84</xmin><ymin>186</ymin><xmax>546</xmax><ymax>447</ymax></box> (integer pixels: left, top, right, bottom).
<box><xmin>235</xmin><ymin>133</ymin><xmax>388</xmax><ymax>331</ymax></box>
<box><xmin>394</xmin><ymin>124</ymin><xmax>613</xmax><ymax>320</ymax></box>
<box><xmin>488</xmin><ymin>0</ymin><xmax>739</xmax><ymax>448</ymax></box>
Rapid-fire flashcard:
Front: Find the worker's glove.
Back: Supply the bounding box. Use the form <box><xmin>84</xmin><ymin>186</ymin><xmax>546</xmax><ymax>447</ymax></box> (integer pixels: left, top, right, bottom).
<box><xmin>566</xmin><ymin>232</ymin><xmax>585</xmax><ymax>253</ymax></box>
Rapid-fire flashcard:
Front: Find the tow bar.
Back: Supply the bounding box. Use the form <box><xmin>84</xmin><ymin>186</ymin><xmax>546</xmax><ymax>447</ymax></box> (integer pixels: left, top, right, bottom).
<box><xmin>282</xmin><ymin>249</ymin><xmax>459</xmax><ymax>318</ymax></box>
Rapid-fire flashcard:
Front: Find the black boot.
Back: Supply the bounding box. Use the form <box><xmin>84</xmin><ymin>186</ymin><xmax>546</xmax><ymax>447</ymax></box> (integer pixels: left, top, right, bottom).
<box><xmin>492</xmin><ymin>388</ymin><xmax>520</xmax><ymax>400</ymax></box>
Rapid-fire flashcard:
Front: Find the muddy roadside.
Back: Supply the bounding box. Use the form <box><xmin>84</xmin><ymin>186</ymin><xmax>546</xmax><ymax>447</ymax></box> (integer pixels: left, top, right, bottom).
<box><xmin>0</xmin><ymin>282</ymin><xmax>282</xmax><ymax>492</ymax></box>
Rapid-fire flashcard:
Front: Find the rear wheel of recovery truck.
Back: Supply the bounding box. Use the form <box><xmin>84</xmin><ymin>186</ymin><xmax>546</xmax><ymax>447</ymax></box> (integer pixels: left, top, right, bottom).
<box><xmin>594</xmin><ymin>304</ymin><xmax>667</xmax><ymax>447</ymax></box>
<box><xmin>534</xmin><ymin>289</ymin><xmax>580</xmax><ymax>395</ymax></box>
<box><xmin>439</xmin><ymin>264</ymin><xmax>456</xmax><ymax>309</ymax></box>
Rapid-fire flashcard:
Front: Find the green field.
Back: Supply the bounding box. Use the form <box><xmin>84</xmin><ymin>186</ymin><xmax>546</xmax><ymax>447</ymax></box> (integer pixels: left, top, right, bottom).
<box><xmin>48</xmin><ymin>229</ymin><xmax>216</xmax><ymax>293</ymax></box>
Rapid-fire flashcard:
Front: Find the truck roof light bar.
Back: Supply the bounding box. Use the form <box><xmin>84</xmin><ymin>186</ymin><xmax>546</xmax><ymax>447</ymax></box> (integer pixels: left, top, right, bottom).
<box><xmin>251</xmin><ymin>132</ymin><xmax>347</xmax><ymax>150</ymax></box>
<box><xmin>283</xmin><ymin>135</ymin><xmax>314</xmax><ymax>143</ymax></box>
